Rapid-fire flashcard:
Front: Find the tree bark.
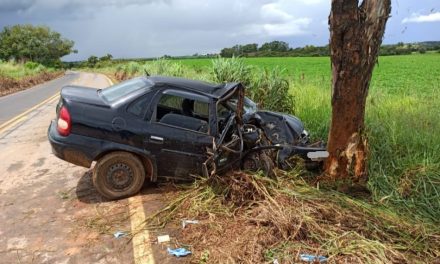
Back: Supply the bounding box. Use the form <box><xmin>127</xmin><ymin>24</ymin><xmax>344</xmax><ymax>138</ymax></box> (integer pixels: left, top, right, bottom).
<box><xmin>324</xmin><ymin>0</ymin><xmax>391</xmax><ymax>181</ymax></box>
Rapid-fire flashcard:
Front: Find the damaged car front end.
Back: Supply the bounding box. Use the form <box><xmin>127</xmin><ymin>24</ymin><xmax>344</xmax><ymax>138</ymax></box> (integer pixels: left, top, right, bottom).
<box><xmin>203</xmin><ymin>83</ymin><xmax>328</xmax><ymax>177</ymax></box>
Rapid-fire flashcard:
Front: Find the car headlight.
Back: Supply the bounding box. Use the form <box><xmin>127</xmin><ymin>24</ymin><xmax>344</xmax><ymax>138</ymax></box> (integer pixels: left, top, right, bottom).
<box><xmin>300</xmin><ymin>129</ymin><xmax>309</xmax><ymax>144</ymax></box>
<box><xmin>301</xmin><ymin>129</ymin><xmax>309</xmax><ymax>138</ymax></box>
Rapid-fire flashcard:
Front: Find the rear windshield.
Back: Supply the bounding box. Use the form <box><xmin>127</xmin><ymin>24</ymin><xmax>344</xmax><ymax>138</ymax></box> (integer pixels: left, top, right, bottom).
<box><xmin>100</xmin><ymin>78</ymin><xmax>151</xmax><ymax>102</ymax></box>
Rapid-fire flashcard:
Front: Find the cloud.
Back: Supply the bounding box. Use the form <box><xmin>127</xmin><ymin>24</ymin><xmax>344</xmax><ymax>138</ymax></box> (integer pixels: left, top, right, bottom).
<box><xmin>0</xmin><ymin>0</ymin><xmax>35</xmax><ymax>12</ymax></box>
<box><xmin>0</xmin><ymin>0</ymin><xmax>330</xmax><ymax>59</ymax></box>
<box><xmin>262</xmin><ymin>18</ymin><xmax>311</xmax><ymax>36</ymax></box>
<box><xmin>247</xmin><ymin>2</ymin><xmax>312</xmax><ymax>36</ymax></box>
<box><xmin>261</xmin><ymin>2</ymin><xmax>293</xmax><ymax>23</ymax></box>
<box><xmin>402</xmin><ymin>12</ymin><xmax>440</xmax><ymax>23</ymax></box>
<box><xmin>0</xmin><ymin>0</ymin><xmax>169</xmax><ymax>14</ymax></box>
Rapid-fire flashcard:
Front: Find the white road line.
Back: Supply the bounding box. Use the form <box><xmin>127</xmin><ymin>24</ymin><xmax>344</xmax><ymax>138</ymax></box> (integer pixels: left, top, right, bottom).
<box><xmin>128</xmin><ymin>195</ymin><xmax>155</xmax><ymax>264</ymax></box>
<box><xmin>104</xmin><ymin>75</ymin><xmax>114</xmax><ymax>86</ymax></box>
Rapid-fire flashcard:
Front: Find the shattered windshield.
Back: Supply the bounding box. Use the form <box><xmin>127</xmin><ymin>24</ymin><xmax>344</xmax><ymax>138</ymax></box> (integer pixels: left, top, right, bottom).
<box><xmin>225</xmin><ymin>97</ymin><xmax>257</xmax><ymax>114</ymax></box>
<box><xmin>217</xmin><ymin>96</ymin><xmax>258</xmax><ymax>134</ymax></box>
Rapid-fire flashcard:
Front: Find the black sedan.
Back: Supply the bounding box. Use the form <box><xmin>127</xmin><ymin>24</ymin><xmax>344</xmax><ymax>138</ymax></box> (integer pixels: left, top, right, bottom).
<box><xmin>48</xmin><ymin>76</ymin><xmax>326</xmax><ymax>199</ymax></box>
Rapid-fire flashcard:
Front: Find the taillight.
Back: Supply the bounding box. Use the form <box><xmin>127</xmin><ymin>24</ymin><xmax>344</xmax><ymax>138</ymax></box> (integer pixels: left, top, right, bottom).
<box><xmin>57</xmin><ymin>106</ymin><xmax>71</xmax><ymax>136</ymax></box>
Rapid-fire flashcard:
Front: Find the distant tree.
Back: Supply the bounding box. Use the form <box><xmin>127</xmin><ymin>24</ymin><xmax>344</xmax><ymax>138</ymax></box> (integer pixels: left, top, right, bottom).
<box><xmin>99</xmin><ymin>53</ymin><xmax>113</xmax><ymax>61</ymax></box>
<box><xmin>220</xmin><ymin>47</ymin><xmax>235</xmax><ymax>58</ymax></box>
<box><xmin>220</xmin><ymin>44</ymin><xmax>259</xmax><ymax>57</ymax></box>
<box><xmin>231</xmin><ymin>45</ymin><xmax>242</xmax><ymax>56</ymax></box>
<box><xmin>259</xmin><ymin>41</ymin><xmax>289</xmax><ymax>52</ymax></box>
<box><xmin>87</xmin><ymin>55</ymin><xmax>98</xmax><ymax>67</ymax></box>
<box><xmin>241</xmin><ymin>43</ymin><xmax>258</xmax><ymax>53</ymax></box>
<box><xmin>0</xmin><ymin>24</ymin><xmax>76</xmax><ymax>65</ymax></box>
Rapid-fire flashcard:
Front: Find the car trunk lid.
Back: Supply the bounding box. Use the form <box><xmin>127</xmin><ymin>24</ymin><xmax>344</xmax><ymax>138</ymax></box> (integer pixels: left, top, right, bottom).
<box><xmin>60</xmin><ymin>85</ymin><xmax>107</xmax><ymax>107</ymax></box>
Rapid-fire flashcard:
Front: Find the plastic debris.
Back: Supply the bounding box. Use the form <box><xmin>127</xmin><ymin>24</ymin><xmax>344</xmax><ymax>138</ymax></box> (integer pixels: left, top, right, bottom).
<box><xmin>113</xmin><ymin>231</ymin><xmax>127</xmax><ymax>238</ymax></box>
<box><xmin>299</xmin><ymin>254</ymin><xmax>327</xmax><ymax>262</ymax></box>
<box><xmin>273</xmin><ymin>259</ymin><xmax>280</xmax><ymax>264</ymax></box>
<box><xmin>167</xmin><ymin>247</ymin><xmax>192</xmax><ymax>257</ymax></box>
<box><xmin>182</xmin><ymin>219</ymin><xmax>199</xmax><ymax>229</ymax></box>
<box><xmin>157</xmin><ymin>235</ymin><xmax>170</xmax><ymax>243</ymax></box>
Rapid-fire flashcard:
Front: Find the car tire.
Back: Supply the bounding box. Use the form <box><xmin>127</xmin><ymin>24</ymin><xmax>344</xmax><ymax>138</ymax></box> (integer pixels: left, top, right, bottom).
<box><xmin>93</xmin><ymin>151</ymin><xmax>146</xmax><ymax>200</ymax></box>
<box><xmin>259</xmin><ymin>151</ymin><xmax>275</xmax><ymax>177</ymax></box>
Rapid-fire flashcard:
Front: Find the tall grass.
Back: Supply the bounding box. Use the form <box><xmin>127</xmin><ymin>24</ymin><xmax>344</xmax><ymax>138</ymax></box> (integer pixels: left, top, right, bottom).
<box><xmin>211</xmin><ymin>57</ymin><xmax>294</xmax><ymax>113</ymax></box>
<box><xmin>289</xmin><ymin>55</ymin><xmax>440</xmax><ymax>222</ymax></box>
<box><xmin>249</xmin><ymin>67</ymin><xmax>294</xmax><ymax>114</ymax></box>
<box><xmin>211</xmin><ymin>56</ymin><xmax>253</xmax><ymax>86</ymax></box>
<box><xmin>104</xmin><ymin>59</ymin><xmax>192</xmax><ymax>81</ymax></box>
<box><xmin>0</xmin><ymin>60</ymin><xmax>50</xmax><ymax>79</ymax></box>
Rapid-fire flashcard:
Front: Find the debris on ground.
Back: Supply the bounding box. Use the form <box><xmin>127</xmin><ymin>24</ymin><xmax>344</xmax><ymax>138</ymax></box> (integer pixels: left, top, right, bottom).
<box><xmin>113</xmin><ymin>231</ymin><xmax>127</xmax><ymax>239</ymax></box>
<box><xmin>182</xmin><ymin>219</ymin><xmax>199</xmax><ymax>229</ymax></box>
<box><xmin>167</xmin><ymin>247</ymin><xmax>192</xmax><ymax>257</ymax></box>
<box><xmin>157</xmin><ymin>235</ymin><xmax>170</xmax><ymax>243</ymax></box>
<box><xmin>299</xmin><ymin>254</ymin><xmax>327</xmax><ymax>262</ymax></box>
<box><xmin>143</xmin><ymin>169</ymin><xmax>440</xmax><ymax>263</ymax></box>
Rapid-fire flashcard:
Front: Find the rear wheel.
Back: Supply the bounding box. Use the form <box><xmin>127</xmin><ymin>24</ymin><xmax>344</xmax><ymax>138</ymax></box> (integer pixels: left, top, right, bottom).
<box><xmin>93</xmin><ymin>151</ymin><xmax>146</xmax><ymax>200</ymax></box>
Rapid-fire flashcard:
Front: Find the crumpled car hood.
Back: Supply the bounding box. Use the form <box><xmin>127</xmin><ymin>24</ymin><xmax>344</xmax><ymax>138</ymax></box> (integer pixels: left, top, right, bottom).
<box><xmin>247</xmin><ymin>110</ymin><xmax>306</xmax><ymax>145</ymax></box>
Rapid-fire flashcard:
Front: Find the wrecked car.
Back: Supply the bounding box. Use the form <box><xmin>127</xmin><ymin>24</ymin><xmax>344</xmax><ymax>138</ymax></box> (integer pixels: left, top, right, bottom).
<box><xmin>48</xmin><ymin>76</ymin><xmax>327</xmax><ymax>199</ymax></box>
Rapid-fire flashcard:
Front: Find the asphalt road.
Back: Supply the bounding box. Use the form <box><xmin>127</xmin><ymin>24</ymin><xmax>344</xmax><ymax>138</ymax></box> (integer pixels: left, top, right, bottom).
<box><xmin>0</xmin><ymin>71</ymin><xmax>80</xmax><ymax>125</ymax></box>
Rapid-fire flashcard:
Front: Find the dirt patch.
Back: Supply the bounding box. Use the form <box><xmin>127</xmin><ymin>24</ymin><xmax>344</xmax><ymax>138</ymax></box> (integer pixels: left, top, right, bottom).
<box><xmin>0</xmin><ymin>71</ymin><xmax>64</xmax><ymax>97</ymax></box>
<box><xmin>32</xmin><ymin>157</ymin><xmax>46</xmax><ymax>168</ymax></box>
<box><xmin>7</xmin><ymin>161</ymin><xmax>23</xmax><ymax>172</ymax></box>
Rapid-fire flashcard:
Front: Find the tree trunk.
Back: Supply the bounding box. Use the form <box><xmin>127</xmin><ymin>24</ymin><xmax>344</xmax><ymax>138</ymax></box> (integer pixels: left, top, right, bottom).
<box><xmin>324</xmin><ymin>0</ymin><xmax>391</xmax><ymax>181</ymax></box>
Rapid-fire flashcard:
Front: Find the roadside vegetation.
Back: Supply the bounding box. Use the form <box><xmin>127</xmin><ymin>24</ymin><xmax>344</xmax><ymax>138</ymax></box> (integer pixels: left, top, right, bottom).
<box><xmin>81</xmin><ymin>53</ymin><xmax>440</xmax><ymax>263</ymax></box>
<box><xmin>0</xmin><ymin>60</ymin><xmax>62</xmax><ymax>96</ymax></box>
<box><xmin>0</xmin><ymin>24</ymin><xmax>76</xmax><ymax>66</ymax></box>
<box><xmin>0</xmin><ymin>24</ymin><xmax>76</xmax><ymax>96</ymax></box>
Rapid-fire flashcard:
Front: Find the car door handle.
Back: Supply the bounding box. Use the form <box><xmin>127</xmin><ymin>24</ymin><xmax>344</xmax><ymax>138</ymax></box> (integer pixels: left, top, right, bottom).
<box><xmin>150</xmin><ymin>135</ymin><xmax>164</xmax><ymax>143</ymax></box>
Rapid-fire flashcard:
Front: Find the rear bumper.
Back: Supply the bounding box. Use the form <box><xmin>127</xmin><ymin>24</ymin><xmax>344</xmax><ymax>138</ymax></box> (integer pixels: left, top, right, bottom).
<box><xmin>47</xmin><ymin>120</ymin><xmax>96</xmax><ymax>168</ymax></box>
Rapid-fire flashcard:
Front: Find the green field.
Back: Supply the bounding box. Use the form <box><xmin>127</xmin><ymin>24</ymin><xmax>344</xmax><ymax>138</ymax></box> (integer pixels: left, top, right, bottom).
<box><xmin>178</xmin><ymin>55</ymin><xmax>440</xmax><ymax>93</ymax></box>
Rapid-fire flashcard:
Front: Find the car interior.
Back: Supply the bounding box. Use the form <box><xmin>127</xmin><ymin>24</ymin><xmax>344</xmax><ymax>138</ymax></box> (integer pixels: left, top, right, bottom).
<box><xmin>156</xmin><ymin>94</ymin><xmax>209</xmax><ymax>133</ymax></box>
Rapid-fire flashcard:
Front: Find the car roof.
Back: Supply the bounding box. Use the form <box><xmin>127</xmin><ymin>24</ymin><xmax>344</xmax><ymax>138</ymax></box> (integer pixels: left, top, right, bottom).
<box><xmin>145</xmin><ymin>76</ymin><xmax>239</xmax><ymax>98</ymax></box>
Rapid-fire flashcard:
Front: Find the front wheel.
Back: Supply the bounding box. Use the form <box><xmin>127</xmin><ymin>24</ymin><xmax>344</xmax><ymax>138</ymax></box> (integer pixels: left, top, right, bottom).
<box><xmin>93</xmin><ymin>151</ymin><xmax>146</xmax><ymax>200</ymax></box>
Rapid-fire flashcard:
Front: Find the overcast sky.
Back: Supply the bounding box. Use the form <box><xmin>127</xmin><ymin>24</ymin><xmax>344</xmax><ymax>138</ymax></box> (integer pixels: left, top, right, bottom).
<box><xmin>0</xmin><ymin>0</ymin><xmax>439</xmax><ymax>61</ymax></box>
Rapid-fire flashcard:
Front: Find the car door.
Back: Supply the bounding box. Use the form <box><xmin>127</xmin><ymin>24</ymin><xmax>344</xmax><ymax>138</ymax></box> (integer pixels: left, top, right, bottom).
<box><xmin>144</xmin><ymin>89</ymin><xmax>214</xmax><ymax>178</ymax></box>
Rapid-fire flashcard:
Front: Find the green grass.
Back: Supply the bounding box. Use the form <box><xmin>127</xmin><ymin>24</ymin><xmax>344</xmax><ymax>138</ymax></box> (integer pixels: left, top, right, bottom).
<box><xmin>178</xmin><ymin>56</ymin><xmax>331</xmax><ymax>86</ymax></box>
<box><xmin>0</xmin><ymin>60</ymin><xmax>51</xmax><ymax>79</ymax></box>
<box><xmin>178</xmin><ymin>54</ymin><xmax>440</xmax><ymax>93</ymax></box>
